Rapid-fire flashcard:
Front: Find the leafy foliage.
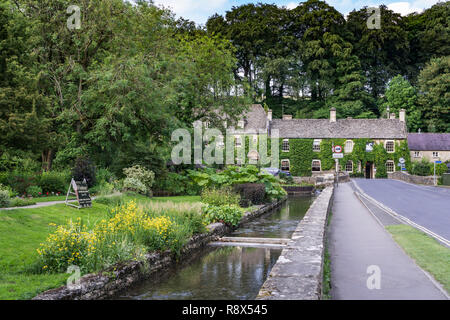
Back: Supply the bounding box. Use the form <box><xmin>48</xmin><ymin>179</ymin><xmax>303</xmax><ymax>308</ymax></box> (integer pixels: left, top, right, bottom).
<box><xmin>202</xmin><ymin>204</ymin><xmax>244</xmax><ymax>227</ymax></box>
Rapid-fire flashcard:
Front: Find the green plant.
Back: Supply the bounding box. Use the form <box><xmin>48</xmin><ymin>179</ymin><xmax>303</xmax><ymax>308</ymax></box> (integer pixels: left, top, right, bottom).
<box><xmin>123</xmin><ymin>165</ymin><xmax>155</xmax><ymax>195</ymax></box>
<box><xmin>123</xmin><ymin>177</ymin><xmax>148</xmax><ymax>195</ymax></box>
<box><xmin>411</xmin><ymin>159</ymin><xmax>432</xmax><ymax>176</ymax></box>
<box><xmin>232</xmin><ymin>183</ymin><xmax>266</xmax><ymax>207</ymax></box>
<box><xmin>9</xmin><ymin>197</ymin><xmax>36</xmax><ymax>207</ymax></box>
<box><xmin>26</xmin><ymin>185</ymin><xmax>43</xmax><ymax>197</ymax></box>
<box><xmin>201</xmin><ymin>187</ymin><xmax>240</xmax><ymax>207</ymax></box>
<box><xmin>202</xmin><ymin>204</ymin><xmax>244</xmax><ymax>227</ymax></box>
<box><xmin>0</xmin><ymin>190</ymin><xmax>11</xmax><ymax>208</ymax></box>
<box><xmin>39</xmin><ymin>171</ymin><xmax>68</xmax><ymax>194</ymax></box>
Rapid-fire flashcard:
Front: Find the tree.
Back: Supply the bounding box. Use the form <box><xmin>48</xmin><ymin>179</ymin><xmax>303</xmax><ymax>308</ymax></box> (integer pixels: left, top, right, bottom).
<box><xmin>347</xmin><ymin>6</ymin><xmax>410</xmax><ymax>101</ymax></box>
<box><xmin>417</xmin><ymin>56</ymin><xmax>450</xmax><ymax>133</ymax></box>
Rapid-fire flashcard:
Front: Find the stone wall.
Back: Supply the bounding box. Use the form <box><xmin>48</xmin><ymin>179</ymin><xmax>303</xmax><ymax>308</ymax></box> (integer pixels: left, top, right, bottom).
<box><xmin>388</xmin><ymin>171</ymin><xmax>436</xmax><ymax>186</ymax></box>
<box><xmin>257</xmin><ymin>186</ymin><xmax>334</xmax><ymax>300</ymax></box>
<box><xmin>32</xmin><ymin>199</ymin><xmax>285</xmax><ymax>300</ymax></box>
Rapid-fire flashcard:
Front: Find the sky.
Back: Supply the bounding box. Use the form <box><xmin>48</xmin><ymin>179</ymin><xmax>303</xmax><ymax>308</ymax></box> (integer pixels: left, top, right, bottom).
<box><xmin>151</xmin><ymin>0</ymin><xmax>443</xmax><ymax>25</ymax></box>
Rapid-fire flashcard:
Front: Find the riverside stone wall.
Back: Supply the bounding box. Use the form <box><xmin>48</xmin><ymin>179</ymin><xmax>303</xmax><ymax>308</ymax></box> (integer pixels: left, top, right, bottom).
<box><xmin>257</xmin><ymin>186</ymin><xmax>334</xmax><ymax>300</ymax></box>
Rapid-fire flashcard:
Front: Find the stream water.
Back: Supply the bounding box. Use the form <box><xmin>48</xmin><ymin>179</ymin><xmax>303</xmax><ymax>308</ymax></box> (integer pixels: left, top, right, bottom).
<box><xmin>116</xmin><ymin>196</ymin><xmax>313</xmax><ymax>300</ymax></box>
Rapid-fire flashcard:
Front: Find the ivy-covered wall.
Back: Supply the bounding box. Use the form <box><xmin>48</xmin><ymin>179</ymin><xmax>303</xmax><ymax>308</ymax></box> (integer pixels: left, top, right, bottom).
<box><xmin>279</xmin><ymin>138</ymin><xmax>412</xmax><ymax>178</ymax></box>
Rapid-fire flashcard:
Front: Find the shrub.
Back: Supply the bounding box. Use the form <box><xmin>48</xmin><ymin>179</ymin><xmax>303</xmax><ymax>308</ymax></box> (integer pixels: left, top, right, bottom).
<box><xmin>96</xmin><ymin>168</ymin><xmax>115</xmax><ymax>184</ymax></box>
<box><xmin>202</xmin><ymin>204</ymin><xmax>244</xmax><ymax>227</ymax></box>
<box><xmin>201</xmin><ymin>187</ymin><xmax>240</xmax><ymax>207</ymax></box>
<box><xmin>37</xmin><ymin>201</ymin><xmax>191</xmax><ymax>273</ymax></box>
<box><xmin>26</xmin><ymin>185</ymin><xmax>43</xmax><ymax>197</ymax></box>
<box><xmin>233</xmin><ymin>183</ymin><xmax>266</xmax><ymax>207</ymax></box>
<box><xmin>7</xmin><ymin>172</ymin><xmax>37</xmax><ymax>194</ymax></box>
<box><xmin>0</xmin><ymin>190</ymin><xmax>10</xmax><ymax>208</ymax></box>
<box><xmin>89</xmin><ymin>181</ymin><xmax>115</xmax><ymax>196</ymax></box>
<box><xmin>9</xmin><ymin>197</ymin><xmax>36</xmax><ymax>207</ymax></box>
<box><xmin>411</xmin><ymin>160</ymin><xmax>432</xmax><ymax>176</ymax></box>
<box><xmin>72</xmin><ymin>156</ymin><xmax>96</xmax><ymax>188</ymax></box>
<box><xmin>39</xmin><ymin>171</ymin><xmax>67</xmax><ymax>193</ymax></box>
<box><xmin>123</xmin><ymin>165</ymin><xmax>155</xmax><ymax>191</ymax></box>
<box><xmin>123</xmin><ymin>177</ymin><xmax>148</xmax><ymax>195</ymax></box>
<box><xmin>0</xmin><ymin>183</ymin><xmax>16</xmax><ymax>197</ymax></box>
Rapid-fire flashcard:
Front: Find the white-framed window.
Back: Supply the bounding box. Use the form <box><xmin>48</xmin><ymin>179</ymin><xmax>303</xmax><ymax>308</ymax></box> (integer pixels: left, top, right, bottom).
<box><xmin>312</xmin><ymin>160</ymin><xmax>321</xmax><ymax>172</ymax></box>
<box><xmin>414</xmin><ymin>151</ymin><xmax>422</xmax><ymax>158</ymax></box>
<box><xmin>253</xmin><ymin>135</ymin><xmax>258</xmax><ymax>143</ymax></box>
<box><xmin>345</xmin><ymin>140</ymin><xmax>354</xmax><ymax>153</ymax></box>
<box><xmin>281</xmin><ymin>159</ymin><xmax>290</xmax><ymax>172</ymax></box>
<box><xmin>238</xmin><ymin>120</ymin><xmax>245</xmax><ymax>128</ymax></box>
<box><xmin>204</xmin><ymin>121</ymin><xmax>210</xmax><ymax>129</ymax></box>
<box><xmin>385</xmin><ymin>140</ymin><xmax>395</xmax><ymax>153</ymax></box>
<box><xmin>345</xmin><ymin>161</ymin><xmax>353</xmax><ymax>173</ymax></box>
<box><xmin>313</xmin><ymin>139</ymin><xmax>321</xmax><ymax>152</ymax></box>
<box><xmin>433</xmin><ymin>152</ymin><xmax>440</xmax><ymax>158</ymax></box>
<box><xmin>282</xmin><ymin>139</ymin><xmax>290</xmax><ymax>152</ymax></box>
<box><xmin>386</xmin><ymin>160</ymin><xmax>395</xmax><ymax>173</ymax></box>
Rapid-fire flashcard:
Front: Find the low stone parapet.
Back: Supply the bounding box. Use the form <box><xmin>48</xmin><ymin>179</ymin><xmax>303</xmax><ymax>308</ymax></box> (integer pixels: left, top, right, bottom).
<box><xmin>257</xmin><ymin>186</ymin><xmax>334</xmax><ymax>300</ymax></box>
<box><xmin>388</xmin><ymin>171</ymin><xmax>436</xmax><ymax>185</ymax></box>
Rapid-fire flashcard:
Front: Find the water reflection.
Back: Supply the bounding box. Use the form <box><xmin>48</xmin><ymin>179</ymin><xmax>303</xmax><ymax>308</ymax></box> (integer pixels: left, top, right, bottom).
<box><xmin>117</xmin><ymin>196</ymin><xmax>312</xmax><ymax>300</ymax></box>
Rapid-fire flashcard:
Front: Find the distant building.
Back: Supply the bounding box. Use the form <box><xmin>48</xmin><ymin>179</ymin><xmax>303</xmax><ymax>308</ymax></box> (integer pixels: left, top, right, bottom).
<box><xmin>408</xmin><ymin>133</ymin><xmax>450</xmax><ymax>163</ymax></box>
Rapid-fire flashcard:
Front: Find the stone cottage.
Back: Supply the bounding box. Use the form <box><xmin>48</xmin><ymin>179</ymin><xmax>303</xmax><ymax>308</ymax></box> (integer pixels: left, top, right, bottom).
<box><xmin>408</xmin><ymin>133</ymin><xmax>450</xmax><ymax>163</ymax></box>
<box><xmin>269</xmin><ymin>108</ymin><xmax>409</xmax><ymax>179</ymax></box>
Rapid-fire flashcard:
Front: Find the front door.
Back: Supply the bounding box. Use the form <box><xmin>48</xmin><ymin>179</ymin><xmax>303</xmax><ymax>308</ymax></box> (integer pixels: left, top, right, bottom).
<box><xmin>365</xmin><ymin>162</ymin><xmax>373</xmax><ymax>179</ymax></box>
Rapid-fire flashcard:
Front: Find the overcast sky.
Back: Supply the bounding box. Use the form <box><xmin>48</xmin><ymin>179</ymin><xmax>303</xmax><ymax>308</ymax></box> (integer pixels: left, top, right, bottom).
<box><xmin>152</xmin><ymin>0</ymin><xmax>443</xmax><ymax>25</ymax></box>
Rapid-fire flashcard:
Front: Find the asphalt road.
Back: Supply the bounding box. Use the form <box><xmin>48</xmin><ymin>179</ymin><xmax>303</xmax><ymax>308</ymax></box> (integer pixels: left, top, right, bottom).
<box><xmin>354</xmin><ymin>179</ymin><xmax>450</xmax><ymax>241</ymax></box>
<box><xmin>329</xmin><ymin>183</ymin><xmax>447</xmax><ymax>300</ymax></box>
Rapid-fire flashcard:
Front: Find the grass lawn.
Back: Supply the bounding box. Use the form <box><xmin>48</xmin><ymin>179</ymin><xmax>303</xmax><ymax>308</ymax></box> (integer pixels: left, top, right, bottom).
<box><xmin>0</xmin><ymin>194</ymin><xmax>201</xmax><ymax>300</ymax></box>
<box><xmin>33</xmin><ymin>195</ymin><xmax>75</xmax><ymax>203</ymax></box>
<box><xmin>387</xmin><ymin>225</ymin><xmax>450</xmax><ymax>293</ymax></box>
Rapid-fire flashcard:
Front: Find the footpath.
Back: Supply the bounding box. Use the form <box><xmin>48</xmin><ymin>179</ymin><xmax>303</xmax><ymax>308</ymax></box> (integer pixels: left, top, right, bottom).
<box><xmin>328</xmin><ymin>182</ymin><xmax>447</xmax><ymax>300</ymax></box>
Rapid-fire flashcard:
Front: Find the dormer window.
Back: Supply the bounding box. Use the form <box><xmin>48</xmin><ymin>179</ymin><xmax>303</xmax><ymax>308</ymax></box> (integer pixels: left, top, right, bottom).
<box><xmin>238</xmin><ymin>120</ymin><xmax>245</xmax><ymax>129</ymax></box>
<box><xmin>345</xmin><ymin>140</ymin><xmax>353</xmax><ymax>153</ymax></box>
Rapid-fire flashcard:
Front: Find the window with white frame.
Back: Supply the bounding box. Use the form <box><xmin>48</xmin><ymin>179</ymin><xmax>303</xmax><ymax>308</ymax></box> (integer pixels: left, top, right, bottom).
<box><xmin>312</xmin><ymin>160</ymin><xmax>321</xmax><ymax>172</ymax></box>
<box><xmin>433</xmin><ymin>152</ymin><xmax>440</xmax><ymax>158</ymax></box>
<box><xmin>385</xmin><ymin>141</ymin><xmax>395</xmax><ymax>153</ymax></box>
<box><xmin>345</xmin><ymin>161</ymin><xmax>353</xmax><ymax>173</ymax></box>
<box><xmin>414</xmin><ymin>151</ymin><xmax>421</xmax><ymax>158</ymax></box>
<box><xmin>282</xmin><ymin>139</ymin><xmax>290</xmax><ymax>152</ymax></box>
<box><xmin>313</xmin><ymin>140</ymin><xmax>321</xmax><ymax>152</ymax></box>
<box><xmin>253</xmin><ymin>135</ymin><xmax>258</xmax><ymax>143</ymax></box>
<box><xmin>345</xmin><ymin>140</ymin><xmax>354</xmax><ymax>153</ymax></box>
<box><xmin>238</xmin><ymin>120</ymin><xmax>245</xmax><ymax>128</ymax></box>
<box><xmin>281</xmin><ymin>160</ymin><xmax>290</xmax><ymax>172</ymax></box>
<box><xmin>386</xmin><ymin>161</ymin><xmax>395</xmax><ymax>173</ymax></box>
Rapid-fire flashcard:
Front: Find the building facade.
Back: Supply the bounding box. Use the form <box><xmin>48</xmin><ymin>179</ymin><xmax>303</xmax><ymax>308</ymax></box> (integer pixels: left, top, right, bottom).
<box><xmin>408</xmin><ymin>133</ymin><xmax>450</xmax><ymax>163</ymax></box>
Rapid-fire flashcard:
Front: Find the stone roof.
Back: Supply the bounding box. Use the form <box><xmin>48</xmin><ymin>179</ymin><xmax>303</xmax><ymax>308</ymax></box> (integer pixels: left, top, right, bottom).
<box><xmin>408</xmin><ymin>133</ymin><xmax>450</xmax><ymax>151</ymax></box>
<box><xmin>270</xmin><ymin>119</ymin><xmax>408</xmax><ymax>139</ymax></box>
<box><xmin>243</xmin><ymin>104</ymin><xmax>268</xmax><ymax>132</ymax></box>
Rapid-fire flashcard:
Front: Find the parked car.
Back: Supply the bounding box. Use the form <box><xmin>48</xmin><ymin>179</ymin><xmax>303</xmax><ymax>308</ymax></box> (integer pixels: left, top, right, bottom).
<box><xmin>262</xmin><ymin>167</ymin><xmax>281</xmax><ymax>176</ymax></box>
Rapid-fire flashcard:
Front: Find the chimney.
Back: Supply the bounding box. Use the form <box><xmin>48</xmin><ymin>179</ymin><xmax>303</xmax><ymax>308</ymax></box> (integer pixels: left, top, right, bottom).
<box><xmin>282</xmin><ymin>114</ymin><xmax>293</xmax><ymax>120</ymax></box>
<box><xmin>399</xmin><ymin>109</ymin><xmax>406</xmax><ymax>122</ymax></box>
<box><xmin>267</xmin><ymin>110</ymin><xmax>272</xmax><ymax>121</ymax></box>
<box><xmin>330</xmin><ymin>108</ymin><xmax>336</xmax><ymax>122</ymax></box>
<box><xmin>390</xmin><ymin>113</ymin><xmax>396</xmax><ymax>119</ymax></box>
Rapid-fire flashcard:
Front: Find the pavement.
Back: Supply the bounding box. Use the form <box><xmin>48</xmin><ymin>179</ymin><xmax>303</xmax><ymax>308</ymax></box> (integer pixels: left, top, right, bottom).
<box><xmin>329</xmin><ymin>182</ymin><xmax>447</xmax><ymax>300</ymax></box>
<box><xmin>353</xmin><ymin>179</ymin><xmax>450</xmax><ymax>241</ymax></box>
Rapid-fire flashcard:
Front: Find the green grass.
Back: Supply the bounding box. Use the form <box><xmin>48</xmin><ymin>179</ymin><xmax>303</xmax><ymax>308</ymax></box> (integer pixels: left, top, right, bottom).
<box><xmin>387</xmin><ymin>225</ymin><xmax>450</xmax><ymax>293</ymax></box>
<box><xmin>33</xmin><ymin>195</ymin><xmax>75</xmax><ymax>203</ymax></box>
<box><xmin>0</xmin><ymin>194</ymin><xmax>200</xmax><ymax>300</ymax></box>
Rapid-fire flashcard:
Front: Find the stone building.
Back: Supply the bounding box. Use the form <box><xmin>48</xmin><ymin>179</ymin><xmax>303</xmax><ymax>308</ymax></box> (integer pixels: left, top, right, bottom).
<box><xmin>408</xmin><ymin>133</ymin><xmax>450</xmax><ymax>163</ymax></box>
<box><xmin>269</xmin><ymin>108</ymin><xmax>409</xmax><ymax>179</ymax></box>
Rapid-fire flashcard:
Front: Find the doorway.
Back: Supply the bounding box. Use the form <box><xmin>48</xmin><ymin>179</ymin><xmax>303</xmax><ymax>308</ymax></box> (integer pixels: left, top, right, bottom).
<box><xmin>365</xmin><ymin>162</ymin><xmax>374</xmax><ymax>179</ymax></box>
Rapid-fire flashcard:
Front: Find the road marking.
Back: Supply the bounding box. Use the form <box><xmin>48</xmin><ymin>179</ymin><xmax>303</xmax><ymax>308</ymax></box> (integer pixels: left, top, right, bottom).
<box><xmin>353</xmin><ymin>181</ymin><xmax>450</xmax><ymax>248</ymax></box>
